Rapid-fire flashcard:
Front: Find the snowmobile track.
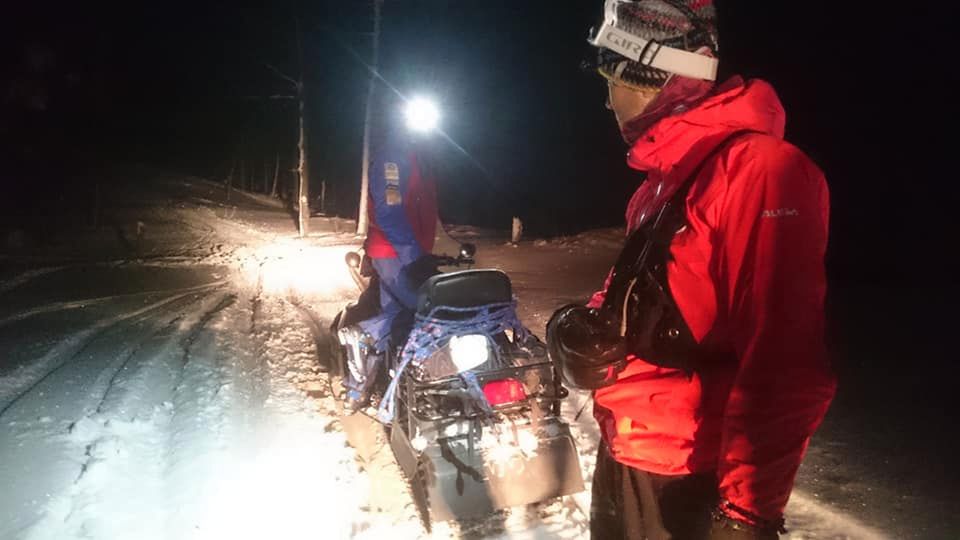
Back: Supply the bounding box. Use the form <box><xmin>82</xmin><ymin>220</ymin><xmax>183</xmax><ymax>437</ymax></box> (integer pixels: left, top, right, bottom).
<box><xmin>0</xmin><ymin>283</ymin><xmax>228</xmax><ymax>419</ymax></box>
<box><xmin>179</xmin><ymin>292</ymin><xmax>237</xmax><ymax>356</ymax></box>
<box><xmin>0</xmin><ymin>266</ymin><xmax>65</xmax><ymax>296</ymax></box>
<box><xmin>0</xmin><ymin>280</ymin><xmax>228</xmax><ymax>330</ymax></box>
<box><xmin>289</xmin><ymin>299</ymin><xmax>340</xmax><ymax>377</ymax></box>
<box><xmin>89</xmin><ymin>309</ymin><xmax>195</xmax><ymax>416</ymax></box>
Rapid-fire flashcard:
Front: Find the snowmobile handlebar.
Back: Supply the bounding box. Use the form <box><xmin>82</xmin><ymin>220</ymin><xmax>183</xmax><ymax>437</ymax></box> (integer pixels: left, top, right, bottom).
<box><xmin>344</xmin><ymin>243</ymin><xmax>475</xmax><ymax>278</ymax></box>
<box><xmin>438</xmin><ymin>243</ymin><xmax>476</xmax><ymax>266</ymax></box>
<box><xmin>345</xmin><ymin>244</ymin><xmax>474</xmax><ymax>269</ymax></box>
<box><xmin>431</xmin><ymin>251</ymin><xmax>474</xmax><ymax>267</ymax></box>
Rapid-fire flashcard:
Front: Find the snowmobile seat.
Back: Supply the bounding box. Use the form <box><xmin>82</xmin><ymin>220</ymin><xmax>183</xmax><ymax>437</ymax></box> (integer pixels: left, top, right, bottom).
<box><xmin>417</xmin><ymin>270</ymin><xmax>512</xmax><ymax>316</ymax></box>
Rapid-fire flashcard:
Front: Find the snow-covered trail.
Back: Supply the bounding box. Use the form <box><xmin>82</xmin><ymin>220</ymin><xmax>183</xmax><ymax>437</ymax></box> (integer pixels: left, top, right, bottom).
<box><xmin>0</xmin><ymin>287</ymin><xmax>233</xmax><ymax>536</ymax></box>
<box><xmin>0</xmin><ymin>173</ymin><xmax>367</xmax><ymax>539</ymax></box>
<box><xmin>0</xmin><ymin>177</ymin><xmax>917</xmax><ymax>539</ymax></box>
<box><xmin>0</xmin><ymin>262</ymin><xmax>370</xmax><ymax>540</ymax></box>
<box><xmin>0</xmin><ymin>280</ymin><xmax>228</xmax><ymax>412</ymax></box>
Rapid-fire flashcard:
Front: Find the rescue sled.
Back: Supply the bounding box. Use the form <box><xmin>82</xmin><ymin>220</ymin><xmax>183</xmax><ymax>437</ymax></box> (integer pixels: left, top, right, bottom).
<box><xmin>331</xmin><ymin>248</ymin><xmax>584</xmax><ymax>529</ymax></box>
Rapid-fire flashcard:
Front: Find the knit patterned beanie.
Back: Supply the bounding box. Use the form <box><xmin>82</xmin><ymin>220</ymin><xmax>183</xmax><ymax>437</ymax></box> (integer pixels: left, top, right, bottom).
<box><xmin>593</xmin><ymin>0</ymin><xmax>718</xmax><ymax>91</ymax></box>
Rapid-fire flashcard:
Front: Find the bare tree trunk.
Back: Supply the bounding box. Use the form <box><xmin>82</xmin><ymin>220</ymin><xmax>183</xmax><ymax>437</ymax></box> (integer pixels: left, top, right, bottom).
<box><xmin>320</xmin><ymin>180</ymin><xmax>326</xmax><ymax>215</ymax></box>
<box><xmin>298</xmin><ymin>92</ymin><xmax>309</xmax><ymax>235</ymax></box>
<box><xmin>226</xmin><ymin>158</ymin><xmax>235</xmax><ymax>202</ymax></box>
<box><xmin>271</xmin><ymin>152</ymin><xmax>280</xmax><ymax>197</ymax></box>
<box><xmin>262</xmin><ymin>158</ymin><xmax>268</xmax><ymax>193</ymax></box>
<box><xmin>296</xmin><ymin>18</ymin><xmax>309</xmax><ymax>237</ymax></box>
<box><xmin>357</xmin><ymin>0</ymin><xmax>382</xmax><ymax>236</ymax></box>
<box><xmin>240</xmin><ymin>159</ymin><xmax>246</xmax><ymax>191</ymax></box>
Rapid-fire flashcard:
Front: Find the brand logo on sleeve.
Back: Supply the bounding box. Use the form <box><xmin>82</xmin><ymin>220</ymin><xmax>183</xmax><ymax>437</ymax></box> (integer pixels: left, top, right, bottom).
<box><xmin>384</xmin><ymin>162</ymin><xmax>400</xmax><ymax>185</ymax></box>
<box><xmin>762</xmin><ymin>208</ymin><xmax>799</xmax><ymax>219</ymax></box>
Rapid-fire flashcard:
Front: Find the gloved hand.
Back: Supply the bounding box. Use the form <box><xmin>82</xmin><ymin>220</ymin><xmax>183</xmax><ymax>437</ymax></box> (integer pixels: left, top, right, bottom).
<box><xmin>546</xmin><ymin>305</ymin><xmax>626</xmax><ymax>389</ymax></box>
<box><xmin>402</xmin><ymin>254</ymin><xmax>440</xmax><ymax>290</ymax></box>
<box><xmin>547</xmin><ymin>306</ymin><xmax>620</xmax><ymax>356</ymax></box>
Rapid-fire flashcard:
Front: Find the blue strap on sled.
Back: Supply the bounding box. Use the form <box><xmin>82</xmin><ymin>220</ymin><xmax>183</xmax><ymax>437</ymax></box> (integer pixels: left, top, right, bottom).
<box><xmin>377</xmin><ymin>301</ymin><xmax>529</xmax><ymax>424</ymax></box>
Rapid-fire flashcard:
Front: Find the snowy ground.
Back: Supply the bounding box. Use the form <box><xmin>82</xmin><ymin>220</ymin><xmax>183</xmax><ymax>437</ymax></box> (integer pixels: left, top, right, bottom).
<box><xmin>0</xmin><ymin>174</ymin><xmax>931</xmax><ymax>539</ymax></box>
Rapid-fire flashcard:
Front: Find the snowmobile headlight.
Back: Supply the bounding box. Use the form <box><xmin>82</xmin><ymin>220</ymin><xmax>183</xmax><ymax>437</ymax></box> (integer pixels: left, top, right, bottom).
<box><xmin>448</xmin><ymin>334</ymin><xmax>490</xmax><ymax>373</ymax></box>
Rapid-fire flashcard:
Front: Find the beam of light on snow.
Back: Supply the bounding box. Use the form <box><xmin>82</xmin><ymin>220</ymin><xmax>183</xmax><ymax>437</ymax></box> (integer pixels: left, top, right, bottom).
<box><xmin>404</xmin><ymin>97</ymin><xmax>440</xmax><ymax>133</ymax></box>
<box><xmin>239</xmin><ymin>241</ymin><xmax>358</xmax><ymax>298</ymax></box>
<box><xmin>191</xmin><ymin>428</ymin><xmax>363</xmax><ymax>540</ymax></box>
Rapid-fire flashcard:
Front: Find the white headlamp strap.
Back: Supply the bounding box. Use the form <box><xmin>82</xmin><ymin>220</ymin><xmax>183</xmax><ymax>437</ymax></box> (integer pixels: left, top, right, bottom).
<box><xmin>604</xmin><ymin>0</ymin><xmax>619</xmax><ymax>26</ymax></box>
<box><xmin>590</xmin><ymin>0</ymin><xmax>718</xmax><ymax>82</ymax></box>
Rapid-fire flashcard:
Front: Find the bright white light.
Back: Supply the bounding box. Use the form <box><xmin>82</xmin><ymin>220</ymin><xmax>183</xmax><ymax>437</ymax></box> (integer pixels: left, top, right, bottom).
<box><xmin>239</xmin><ymin>240</ymin><xmax>359</xmax><ymax>298</ymax></box>
<box><xmin>449</xmin><ymin>334</ymin><xmax>489</xmax><ymax>373</ymax></box>
<box><xmin>404</xmin><ymin>97</ymin><xmax>440</xmax><ymax>133</ymax></box>
<box><xmin>479</xmin><ymin>425</ymin><xmax>540</xmax><ymax>479</ymax></box>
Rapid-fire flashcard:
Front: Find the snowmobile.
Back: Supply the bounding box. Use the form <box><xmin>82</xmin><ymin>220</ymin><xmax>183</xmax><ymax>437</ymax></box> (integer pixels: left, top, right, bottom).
<box><xmin>330</xmin><ymin>246</ymin><xmax>584</xmax><ymax>529</ymax></box>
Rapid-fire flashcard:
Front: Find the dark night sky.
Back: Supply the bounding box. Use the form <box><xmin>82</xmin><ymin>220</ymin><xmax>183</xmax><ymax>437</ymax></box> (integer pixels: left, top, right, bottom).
<box><xmin>2</xmin><ymin>1</ymin><xmax>957</xmax><ymax>284</ymax></box>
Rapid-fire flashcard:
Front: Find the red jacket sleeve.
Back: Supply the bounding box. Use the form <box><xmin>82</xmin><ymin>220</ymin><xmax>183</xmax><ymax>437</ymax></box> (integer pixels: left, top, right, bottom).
<box><xmin>714</xmin><ymin>139</ymin><xmax>837</xmax><ymax>522</ymax></box>
<box><xmin>586</xmin><ymin>270</ymin><xmax>613</xmax><ymax>309</ymax></box>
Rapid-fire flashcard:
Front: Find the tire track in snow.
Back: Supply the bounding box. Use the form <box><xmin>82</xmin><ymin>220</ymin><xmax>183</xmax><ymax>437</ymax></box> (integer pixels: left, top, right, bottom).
<box><xmin>154</xmin><ymin>298</ymin><xmax>351</xmax><ymax>539</ymax></box>
<box><xmin>0</xmin><ymin>266</ymin><xmax>65</xmax><ymax>296</ymax></box>
<box><xmin>87</xmin><ymin>292</ymin><xmax>230</xmax><ymax>417</ymax></box>
<box><xmin>0</xmin><ymin>279</ymin><xmax>228</xmax><ymax>330</ymax></box>
<box><xmin>0</xmin><ymin>281</ymin><xmax>228</xmax><ymax>418</ymax></box>
<box><xmin>0</xmin><ymin>287</ymin><xmax>228</xmax><ymax>539</ymax></box>
<box><xmin>177</xmin><ymin>293</ymin><xmax>237</xmax><ymax>361</ymax></box>
<box><xmin>160</xmin><ymin>295</ymin><xmax>266</xmax><ymax>538</ymax></box>
<box><xmin>27</xmin><ymin>292</ymin><xmax>241</xmax><ymax>540</ymax></box>
<box><xmin>247</xmin><ymin>296</ymin><xmax>372</xmax><ymax>538</ymax></box>
<box><xmin>290</xmin><ymin>297</ymin><xmax>340</xmax><ymax>378</ymax></box>
<box><xmin>152</xmin><ymin>294</ymin><xmax>370</xmax><ymax>539</ymax></box>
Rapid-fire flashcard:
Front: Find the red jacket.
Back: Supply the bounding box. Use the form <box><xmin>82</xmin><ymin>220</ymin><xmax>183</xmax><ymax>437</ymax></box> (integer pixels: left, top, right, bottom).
<box><xmin>365</xmin><ymin>148</ymin><xmax>438</xmax><ymax>261</ymax></box>
<box><xmin>589</xmin><ymin>77</ymin><xmax>836</xmax><ymax>522</ymax></box>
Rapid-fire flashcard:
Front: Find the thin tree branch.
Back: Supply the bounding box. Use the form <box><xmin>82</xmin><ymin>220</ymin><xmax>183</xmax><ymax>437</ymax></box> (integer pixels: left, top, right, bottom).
<box><xmin>264</xmin><ymin>63</ymin><xmax>297</xmax><ymax>87</ymax></box>
<box><xmin>239</xmin><ymin>95</ymin><xmax>296</xmax><ymax>100</ymax></box>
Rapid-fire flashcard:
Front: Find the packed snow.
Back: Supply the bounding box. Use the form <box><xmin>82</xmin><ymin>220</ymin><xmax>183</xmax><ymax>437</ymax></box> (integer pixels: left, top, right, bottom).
<box><xmin>0</xmin><ymin>176</ymin><xmax>897</xmax><ymax>539</ymax></box>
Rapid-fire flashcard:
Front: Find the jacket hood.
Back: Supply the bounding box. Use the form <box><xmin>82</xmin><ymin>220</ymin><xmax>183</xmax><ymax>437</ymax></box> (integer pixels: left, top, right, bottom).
<box><xmin>627</xmin><ymin>77</ymin><xmax>786</xmax><ymax>178</ymax></box>
<box><xmin>621</xmin><ymin>77</ymin><xmax>787</xmax><ymax>231</ymax></box>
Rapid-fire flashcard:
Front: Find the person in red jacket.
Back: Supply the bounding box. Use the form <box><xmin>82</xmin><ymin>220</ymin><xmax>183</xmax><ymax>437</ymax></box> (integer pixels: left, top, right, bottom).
<box><xmin>547</xmin><ymin>1</ymin><xmax>836</xmax><ymax>538</ymax></box>
<box><xmin>338</xmin><ymin>109</ymin><xmax>438</xmax><ymax>412</ymax></box>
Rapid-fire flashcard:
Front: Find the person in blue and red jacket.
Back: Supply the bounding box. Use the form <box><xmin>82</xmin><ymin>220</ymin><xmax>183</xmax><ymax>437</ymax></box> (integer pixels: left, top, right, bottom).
<box><xmin>338</xmin><ymin>112</ymin><xmax>438</xmax><ymax>412</ymax></box>
<box><xmin>546</xmin><ymin>1</ymin><xmax>836</xmax><ymax>538</ymax></box>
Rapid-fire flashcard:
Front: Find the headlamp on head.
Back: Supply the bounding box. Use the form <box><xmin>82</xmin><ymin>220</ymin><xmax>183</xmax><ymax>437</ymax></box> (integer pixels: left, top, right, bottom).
<box><xmin>587</xmin><ymin>0</ymin><xmax>718</xmax><ymax>83</ymax></box>
<box><xmin>404</xmin><ymin>96</ymin><xmax>440</xmax><ymax>134</ymax></box>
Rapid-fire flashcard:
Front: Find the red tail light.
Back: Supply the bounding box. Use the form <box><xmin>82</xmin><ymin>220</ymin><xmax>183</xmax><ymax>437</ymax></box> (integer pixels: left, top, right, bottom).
<box><xmin>482</xmin><ymin>378</ymin><xmax>527</xmax><ymax>406</ymax></box>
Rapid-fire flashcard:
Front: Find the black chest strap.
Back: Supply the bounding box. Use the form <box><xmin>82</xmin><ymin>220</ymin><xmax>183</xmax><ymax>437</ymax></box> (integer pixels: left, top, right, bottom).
<box><xmin>600</xmin><ymin>130</ymin><xmax>754</xmax><ymax>372</ymax></box>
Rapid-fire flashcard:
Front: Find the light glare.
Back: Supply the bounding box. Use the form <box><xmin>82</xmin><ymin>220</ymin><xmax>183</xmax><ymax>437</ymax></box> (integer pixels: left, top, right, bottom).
<box><xmin>240</xmin><ymin>241</ymin><xmax>358</xmax><ymax>298</ymax></box>
<box><xmin>404</xmin><ymin>97</ymin><xmax>440</xmax><ymax>133</ymax></box>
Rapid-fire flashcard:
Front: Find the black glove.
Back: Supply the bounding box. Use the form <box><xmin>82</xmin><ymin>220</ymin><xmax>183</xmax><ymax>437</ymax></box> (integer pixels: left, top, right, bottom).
<box><xmin>402</xmin><ymin>254</ymin><xmax>440</xmax><ymax>290</ymax></box>
<box><xmin>547</xmin><ymin>306</ymin><xmax>621</xmax><ymax>358</ymax></box>
<box><xmin>546</xmin><ymin>305</ymin><xmax>626</xmax><ymax>389</ymax></box>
